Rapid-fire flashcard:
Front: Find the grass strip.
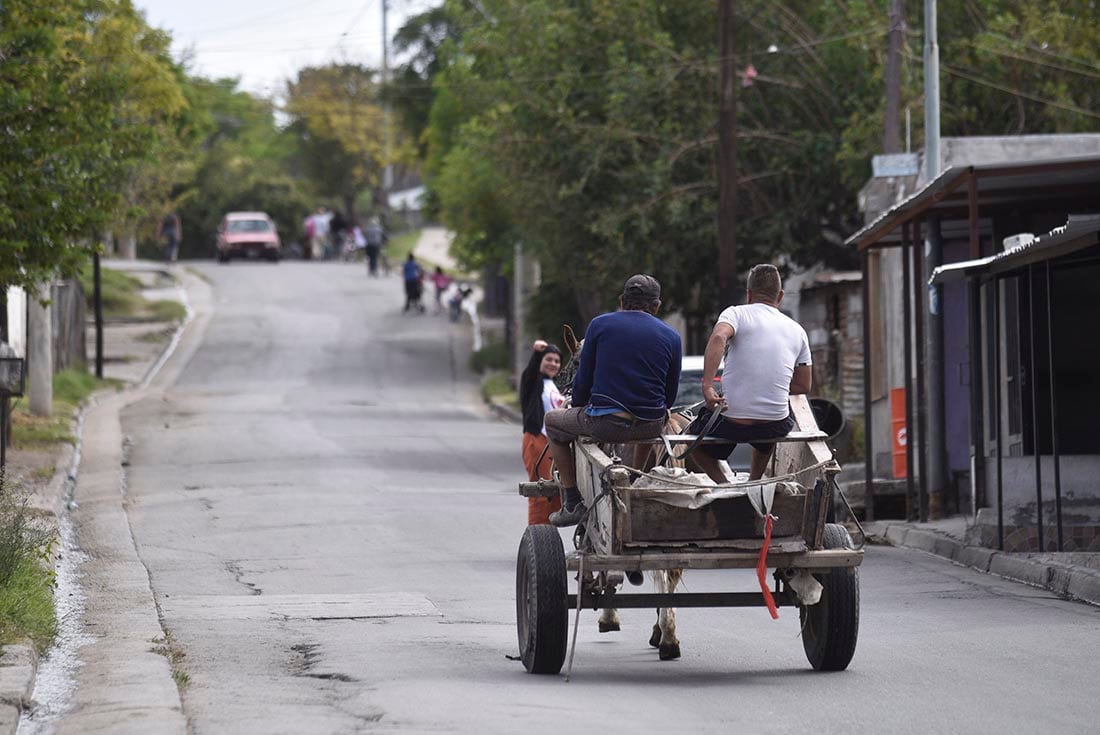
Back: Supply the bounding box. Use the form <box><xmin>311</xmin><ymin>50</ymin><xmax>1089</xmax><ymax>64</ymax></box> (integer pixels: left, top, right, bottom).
<box><xmin>0</xmin><ymin>486</ymin><xmax>57</xmax><ymax>653</ymax></box>
<box><xmin>386</xmin><ymin>229</ymin><xmax>422</xmax><ymax>264</ymax></box>
<box><xmin>0</xmin><ymin>555</ymin><xmax>57</xmax><ymax>652</ymax></box>
<box><xmin>10</xmin><ymin>368</ymin><xmax>121</xmax><ymax>449</ymax></box>
<box><xmin>77</xmin><ymin>262</ymin><xmax>186</xmax><ymax>322</ymax></box>
<box><xmin>481</xmin><ymin>371</ymin><xmax>519</xmax><ymax>412</ymax></box>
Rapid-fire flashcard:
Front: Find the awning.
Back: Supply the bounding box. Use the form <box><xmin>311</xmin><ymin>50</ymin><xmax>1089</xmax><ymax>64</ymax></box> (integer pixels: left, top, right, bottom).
<box><xmin>930</xmin><ymin>215</ymin><xmax>1100</xmax><ymax>285</ymax></box>
<box><xmin>846</xmin><ymin>156</ymin><xmax>1100</xmax><ymax>251</ymax></box>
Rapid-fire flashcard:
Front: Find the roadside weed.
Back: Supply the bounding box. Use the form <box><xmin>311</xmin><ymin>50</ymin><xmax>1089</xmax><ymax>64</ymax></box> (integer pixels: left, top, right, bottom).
<box><xmin>0</xmin><ymin>478</ymin><xmax>57</xmax><ymax>652</ymax></box>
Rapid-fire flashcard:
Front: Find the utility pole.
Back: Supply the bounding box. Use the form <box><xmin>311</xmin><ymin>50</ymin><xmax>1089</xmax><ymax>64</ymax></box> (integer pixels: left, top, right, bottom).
<box><xmin>923</xmin><ymin>0</ymin><xmax>946</xmax><ymax>521</ymax></box>
<box><xmin>27</xmin><ymin>284</ymin><xmax>52</xmax><ymax>418</ymax></box>
<box><xmin>717</xmin><ymin>0</ymin><xmax>740</xmax><ymax>306</ymax></box>
<box><xmin>380</xmin><ymin>0</ymin><xmax>393</xmax><ymax>217</ymax></box>
<box><xmin>883</xmin><ymin>0</ymin><xmax>905</xmax><ymax>154</ymax></box>
<box><xmin>923</xmin><ymin>0</ymin><xmax>940</xmax><ymax>179</ymax></box>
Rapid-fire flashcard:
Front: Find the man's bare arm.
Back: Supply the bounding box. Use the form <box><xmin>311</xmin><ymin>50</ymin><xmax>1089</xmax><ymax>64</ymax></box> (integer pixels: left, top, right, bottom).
<box><xmin>789</xmin><ymin>364</ymin><xmax>812</xmax><ymax>395</ymax></box>
<box><xmin>702</xmin><ymin>323</ymin><xmax>733</xmax><ymax>409</ymax></box>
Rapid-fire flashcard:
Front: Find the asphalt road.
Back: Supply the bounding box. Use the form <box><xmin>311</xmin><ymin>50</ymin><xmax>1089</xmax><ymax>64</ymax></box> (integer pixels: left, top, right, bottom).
<box><xmin>117</xmin><ymin>262</ymin><xmax>1099</xmax><ymax>734</ymax></box>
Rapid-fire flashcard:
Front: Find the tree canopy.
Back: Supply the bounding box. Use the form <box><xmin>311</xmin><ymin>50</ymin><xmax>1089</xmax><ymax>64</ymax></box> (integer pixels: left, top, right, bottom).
<box><xmin>403</xmin><ymin>0</ymin><xmax>1100</xmax><ymax>340</ymax></box>
<box><xmin>0</xmin><ymin>0</ymin><xmax>180</xmax><ymax>292</ymax></box>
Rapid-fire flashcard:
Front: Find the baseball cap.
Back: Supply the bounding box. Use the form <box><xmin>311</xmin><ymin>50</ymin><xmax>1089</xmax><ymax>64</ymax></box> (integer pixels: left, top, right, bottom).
<box><xmin>621</xmin><ymin>274</ymin><xmax>661</xmax><ymax>301</ymax></box>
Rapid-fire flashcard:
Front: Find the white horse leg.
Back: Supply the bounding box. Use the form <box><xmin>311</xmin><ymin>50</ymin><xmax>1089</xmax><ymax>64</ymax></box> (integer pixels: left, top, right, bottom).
<box><xmin>647</xmin><ymin>570</ymin><xmax>682</xmax><ymax>660</ymax></box>
<box><xmin>598</xmin><ymin>607</ymin><xmax>620</xmax><ymax>633</ymax></box>
<box><xmin>658</xmin><ymin>606</ymin><xmax>680</xmax><ymax>660</ymax></box>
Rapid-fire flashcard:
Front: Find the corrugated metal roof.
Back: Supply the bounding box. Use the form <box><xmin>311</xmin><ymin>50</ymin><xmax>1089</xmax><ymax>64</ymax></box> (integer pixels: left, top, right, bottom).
<box><xmin>930</xmin><ymin>215</ymin><xmax>1100</xmax><ymax>285</ymax></box>
<box><xmin>846</xmin><ymin>155</ymin><xmax>1100</xmax><ymax>250</ymax></box>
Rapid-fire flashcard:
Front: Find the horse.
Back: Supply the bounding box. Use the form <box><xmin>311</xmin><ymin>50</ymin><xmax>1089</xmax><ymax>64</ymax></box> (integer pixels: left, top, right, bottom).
<box><xmin>556</xmin><ymin>325</ymin><xmax>687</xmax><ymax>660</ymax></box>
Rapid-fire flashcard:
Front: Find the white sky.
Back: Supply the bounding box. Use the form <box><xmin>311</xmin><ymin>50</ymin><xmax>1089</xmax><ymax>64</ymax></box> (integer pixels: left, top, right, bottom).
<box><xmin>137</xmin><ymin>0</ymin><xmax>435</xmax><ymax>98</ymax></box>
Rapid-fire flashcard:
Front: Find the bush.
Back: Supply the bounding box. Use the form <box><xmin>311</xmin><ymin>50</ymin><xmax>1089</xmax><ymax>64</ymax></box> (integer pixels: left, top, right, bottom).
<box><xmin>470</xmin><ymin>341</ymin><xmax>510</xmax><ymax>374</ymax></box>
<box><xmin>0</xmin><ymin>480</ymin><xmax>57</xmax><ymax>652</ymax></box>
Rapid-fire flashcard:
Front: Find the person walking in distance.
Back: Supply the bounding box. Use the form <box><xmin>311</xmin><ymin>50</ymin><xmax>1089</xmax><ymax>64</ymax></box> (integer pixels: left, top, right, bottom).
<box><xmin>430</xmin><ymin>267</ymin><xmax>453</xmax><ymax>315</ymax></box>
<box><xmin>364</xmin><ymin>217</ymin><xmax>387</xmax><ymax>276</ymax></box>
<box><xmin>402</xmin><ymin>253</ymin><xmax>425</xmax><ymax>313</ymax></box>
<box><xmin>307</xmin><ymin>206</ymin><xmax>330</xmax><ymax>260</ymax></box>
<box><xmin>689</xmin><ymin>263</ymin><xmax>812</xmax><ymax>483</ymax></box>
<box><xmin>157</xmin><ymin>211</ymin><xmax>181</xmax><ymax>263</ymax></box>
<box><xmin>519</xmin><ymin>340</ymin><xmax>564</xmax><ymax>524</ymax></box>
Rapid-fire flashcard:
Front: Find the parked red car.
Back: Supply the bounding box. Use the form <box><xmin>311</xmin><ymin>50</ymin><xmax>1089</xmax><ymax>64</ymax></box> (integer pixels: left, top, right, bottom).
<box><xmin>216</xmin><ymin>212</ymin><xmax>281</xmax><ymax>262</ymax></box>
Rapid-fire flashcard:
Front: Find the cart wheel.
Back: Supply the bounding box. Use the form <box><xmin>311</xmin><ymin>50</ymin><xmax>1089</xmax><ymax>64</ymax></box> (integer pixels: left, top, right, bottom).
<box><xmin>516</xmin><ymin>525</ymin><xmax>568</xmax><ymax>674</ymax></box>
<box><xmin>800</xmin><ymin>523</ymin><xmax>859</xmax><ymax>671</ymax></box>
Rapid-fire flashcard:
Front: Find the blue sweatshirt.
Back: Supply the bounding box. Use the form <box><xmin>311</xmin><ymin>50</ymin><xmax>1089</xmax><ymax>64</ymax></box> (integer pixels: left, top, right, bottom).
<box><xmin>572</xmin><ymin>310</ymin><xmax>682</xmax><ymax>421</ymax></box>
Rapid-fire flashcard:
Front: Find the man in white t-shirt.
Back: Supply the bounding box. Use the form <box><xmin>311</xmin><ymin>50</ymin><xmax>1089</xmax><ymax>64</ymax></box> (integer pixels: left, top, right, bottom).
<box><xmin>691</xmin><ymin>264</ymin><xmax>812</xmax><ymax>482</ymax></box>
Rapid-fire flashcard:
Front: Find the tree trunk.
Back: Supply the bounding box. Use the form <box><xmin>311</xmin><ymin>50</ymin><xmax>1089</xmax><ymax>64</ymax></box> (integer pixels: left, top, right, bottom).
<box><xmin>120</xmin><ymin>228</ymin><xmax>138</xmax><ymax>260</ymax></box>
<box><xmin>343</xmin><ymin>192</ymin><xmax>356</xmax><ymax>224</ymax></box>
<box><xmin>573</xmin><ymin>286</ymin><xmax>604</xmax><ymax>328</ymax></box>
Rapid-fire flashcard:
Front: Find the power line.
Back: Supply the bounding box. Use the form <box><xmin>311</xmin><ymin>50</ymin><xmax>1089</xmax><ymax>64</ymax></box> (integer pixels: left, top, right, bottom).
<box><xmin>939</xmin><ymin>62</ymin><xmax>1100</xmax><ymax>120</ymax></box>
<box><xmin>167</xmin><ymin>0</ymin><xmax>347</xmax><ymax>36</ymax></box>
<box><xmin>330</xmin><ymin>0</ymin><xmax>377</xmax><ymax>57</ymax></box>
<box><xmin>982</xmin><ymin>32</ymin><xmax>1100</xmax><ymax>73</ymax></box>
<box><xmin>966</xmin><ymin>41</ymin><xmax>1100</xmax><ymax>82</ymax></box>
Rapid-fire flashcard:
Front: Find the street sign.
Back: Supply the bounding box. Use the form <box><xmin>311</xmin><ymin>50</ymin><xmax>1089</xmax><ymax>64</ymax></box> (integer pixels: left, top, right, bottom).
<box><xmin>872</xmin><ymin>153</ymin><xmax>920</xmax><ymax>178</ymax></box>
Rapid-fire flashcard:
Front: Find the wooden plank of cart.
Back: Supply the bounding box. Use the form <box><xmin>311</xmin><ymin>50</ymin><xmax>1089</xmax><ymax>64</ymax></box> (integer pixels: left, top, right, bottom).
<box><xmin>515</xmin><ymin>395</ymin><xmax>863</xmax><ymax>676</ymax></box>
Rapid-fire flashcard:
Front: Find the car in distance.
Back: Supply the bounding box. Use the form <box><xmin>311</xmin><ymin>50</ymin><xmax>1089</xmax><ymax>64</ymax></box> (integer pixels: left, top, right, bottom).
<box><xmin>675</xmin><ymin>355</ymin><xmax>722</xmax><ymax>407</ymax></box>
<box><xmin>216</xmin><ymin>212</ymin><xmax>280</xmax><ymax>262</ymax></box>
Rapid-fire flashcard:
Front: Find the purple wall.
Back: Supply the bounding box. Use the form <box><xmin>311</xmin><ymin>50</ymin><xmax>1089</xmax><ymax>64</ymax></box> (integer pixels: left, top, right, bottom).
<box><xmin>942</xmin><ymin>241</ymin><xmax>971</xmax><ymax>473</ymax></box>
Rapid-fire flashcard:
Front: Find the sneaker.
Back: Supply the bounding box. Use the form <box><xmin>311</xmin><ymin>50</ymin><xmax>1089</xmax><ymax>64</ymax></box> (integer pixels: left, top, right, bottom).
<box><xmin>549</xmin><ymin>503</ymin><xmax>586</xmax><ymax>527</ymax></box>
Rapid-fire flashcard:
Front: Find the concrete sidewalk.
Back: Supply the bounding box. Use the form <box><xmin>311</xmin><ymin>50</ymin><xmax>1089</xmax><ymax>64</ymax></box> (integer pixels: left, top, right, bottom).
<box><xmin>6</xmin><ymin>261</ymin><xmax>201</xmax><ymax>734</ymax></box>
<box><xmin>866</xmin><ymin>516</ymin><xmax>1100</xmax><ymax>607</ymax></box>
<box><xmin>412</xmin><ymin>227</ymin><xmax>457</xmax><ymax>271</ymax></box>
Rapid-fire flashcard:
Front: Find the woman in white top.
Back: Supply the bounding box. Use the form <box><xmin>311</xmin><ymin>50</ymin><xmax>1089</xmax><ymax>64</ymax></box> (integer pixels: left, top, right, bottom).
<box><xmin>519</xmin><ymin>340</ymin><xmax>564</xmax><ymax>524</ymax></box>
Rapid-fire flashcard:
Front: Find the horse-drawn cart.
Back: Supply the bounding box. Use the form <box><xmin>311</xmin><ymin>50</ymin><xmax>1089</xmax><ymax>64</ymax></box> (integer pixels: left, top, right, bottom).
<box><xmin>516</xmin><ymin>395</ymin><xmax>862</xmax><ymax>676</ymax></box>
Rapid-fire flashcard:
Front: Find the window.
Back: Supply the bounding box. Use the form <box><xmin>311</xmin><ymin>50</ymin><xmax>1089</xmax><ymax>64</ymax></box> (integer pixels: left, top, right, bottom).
<box><xmin>227</xmin><ymin>219</ymin><xmax>272</xmax><ymax>234</ymax></box>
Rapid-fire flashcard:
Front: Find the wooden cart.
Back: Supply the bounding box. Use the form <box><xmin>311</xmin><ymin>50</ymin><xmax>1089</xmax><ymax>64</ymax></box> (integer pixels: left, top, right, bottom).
<box><xmin>515</xmin><ymin>395</ymin><xmax>862</xmax><ymax>675</ymax></box>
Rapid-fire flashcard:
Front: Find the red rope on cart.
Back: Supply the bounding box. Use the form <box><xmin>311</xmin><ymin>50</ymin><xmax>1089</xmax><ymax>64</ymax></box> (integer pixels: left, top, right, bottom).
<box><xmin>756</xmin><ymin>514</ymin><xmax>779</xmax><ymax>620</ymax></box>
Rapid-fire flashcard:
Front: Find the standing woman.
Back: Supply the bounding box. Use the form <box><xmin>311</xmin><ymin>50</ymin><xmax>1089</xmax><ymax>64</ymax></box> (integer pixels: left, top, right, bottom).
<box><xmin>519</xmin><ymin>339</ymin><xmax>564</xmax><ymax>524</ymax></box>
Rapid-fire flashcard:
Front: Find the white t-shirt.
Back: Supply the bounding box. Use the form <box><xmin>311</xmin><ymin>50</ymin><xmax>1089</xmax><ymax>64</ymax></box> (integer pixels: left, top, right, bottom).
<box><xmin>540</xmin><ymin>378</ymin><xmax>564</xmax><ymax>435</ymax></box>
<box><xmin>717</xmin><ymin>302</ymin><xmax>812</xmax><ymax>421</ymax></box>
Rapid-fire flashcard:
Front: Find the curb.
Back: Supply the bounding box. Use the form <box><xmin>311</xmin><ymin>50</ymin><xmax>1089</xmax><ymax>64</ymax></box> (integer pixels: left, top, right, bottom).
<box><xmin>869</xmin><ymin>521</ymin><xmax>1100</xmax><ymax>607</ymax></box>
<box><xmin>0</xmin><ymin>645</ymin><xmax>36</xmax><ymax>734</ymax></box>
<box><xmin>487</xmin><ymin>397</ymin><xmax>522</xmax><ymax>424</ymax></box>
<box><xmin>0</xmin><ymin>411</ymin><xmax>84</xmax><ymax>733</ymax></box>
<box><xmin>0</xmin><ymin>270</ymin><xmax>198</xmax><ymax>733</ymax></box>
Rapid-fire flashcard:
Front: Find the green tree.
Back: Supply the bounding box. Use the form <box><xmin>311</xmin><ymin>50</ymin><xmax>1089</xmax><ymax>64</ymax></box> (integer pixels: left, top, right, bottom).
<box><xmin>285</xmin><ymin>64</ymin><xmax>402</xmax><ymax>220</ymax></box>
<box><xmin>173</xmin><ymin>77</ymin><xmax>313</xmax><ymax>258</ymax></box>
<box><xmin>424</xmin><ymin>0</ymin><xmax>1100</xmax><ymax>343</ymax></box>
<box><xmin>0</xmin><ymin>0</ymin><xmax>185</xmax><ymax>290</ymax></box>
<box><xmin>388</xmin><ymin>5</ymin><xmax>461</xmax><ymax>159</ymax></box>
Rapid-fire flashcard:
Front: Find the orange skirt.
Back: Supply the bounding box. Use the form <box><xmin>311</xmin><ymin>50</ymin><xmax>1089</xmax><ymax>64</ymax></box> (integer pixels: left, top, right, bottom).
<box><xmin>522</xmin><ymin>432</ymin><xmax>560</xmax><ymax>525</ymax></box>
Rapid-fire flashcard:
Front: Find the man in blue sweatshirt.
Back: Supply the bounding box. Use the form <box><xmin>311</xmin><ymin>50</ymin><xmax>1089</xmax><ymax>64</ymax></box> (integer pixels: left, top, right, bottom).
<box><xmin>545</xmin><ymin>274</ymin><xmax>682</xmax><ymax>527</ymax></box>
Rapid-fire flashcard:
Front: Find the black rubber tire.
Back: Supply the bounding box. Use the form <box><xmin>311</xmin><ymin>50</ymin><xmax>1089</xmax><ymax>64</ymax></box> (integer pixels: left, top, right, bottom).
<box><xmin>800</xmin><ymin>523</ymin><xmax>859</xmax><ymax>671</ymax></box>
<box><xmin>516</xmin><ymin>526</ymin><xmax>568</xmax><ymax>674</ymax></box>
